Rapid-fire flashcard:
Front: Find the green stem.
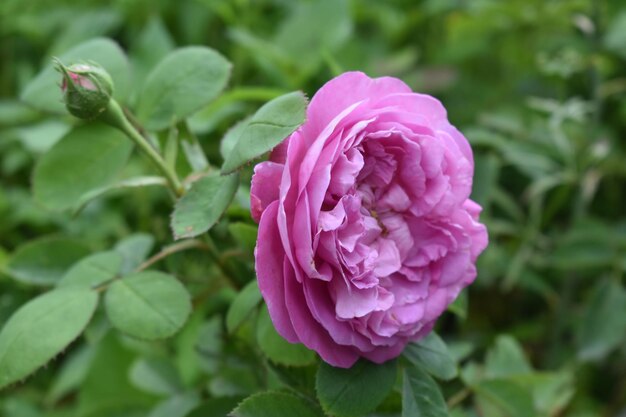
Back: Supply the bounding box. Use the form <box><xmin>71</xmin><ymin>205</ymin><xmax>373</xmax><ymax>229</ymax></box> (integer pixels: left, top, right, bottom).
<box><xmin>102</xmin><ymin>99</ymin><xmax>185</xmax><ymax>197</ymax></box>
<box><xmin>447</xmin><ymin>387</ymin><xmax>471</xmax><ymax>409</ymax></box>
<box><xmin>178</xmin><ymin>120</ymin><xmax>210</xmax><ymax>172</ymax></box>
<box><xmin>135</xmin><ymin>239</ymin><xmax>209</xmax><ymax>272</ymax></box>
<box><xmin>202</xmin><ymin>234</ymin><xmax>240</xmax><ymax>290</ymax></box>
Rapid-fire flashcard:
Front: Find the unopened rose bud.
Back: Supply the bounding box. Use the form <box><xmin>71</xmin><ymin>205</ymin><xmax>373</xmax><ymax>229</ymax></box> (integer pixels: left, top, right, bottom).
<box><xmin>53</xmin><ymin>58</ymin><xmax>114</xmax><ymax>120</ymax></box>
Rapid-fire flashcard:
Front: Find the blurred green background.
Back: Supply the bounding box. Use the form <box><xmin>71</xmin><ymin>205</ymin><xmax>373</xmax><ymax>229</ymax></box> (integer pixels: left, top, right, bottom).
<box><xmin>1</xmin><ymin>0</ymin><xmax>626</xmax><ymax>416</ymax></box>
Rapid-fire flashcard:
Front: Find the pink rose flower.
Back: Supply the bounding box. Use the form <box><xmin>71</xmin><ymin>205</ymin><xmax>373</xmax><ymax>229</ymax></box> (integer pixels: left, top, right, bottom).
<box><xmin>251</xmin><ymin>72</ymin><xmax>488</xmax><ymax>368</ymax></box>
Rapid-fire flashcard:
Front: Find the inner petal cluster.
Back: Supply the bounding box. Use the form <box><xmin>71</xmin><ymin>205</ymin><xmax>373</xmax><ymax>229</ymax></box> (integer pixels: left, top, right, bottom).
<box><xmin>312</xmin><ymin>124</ymin><xmax>471</xmax><ymax>348</ymax></box>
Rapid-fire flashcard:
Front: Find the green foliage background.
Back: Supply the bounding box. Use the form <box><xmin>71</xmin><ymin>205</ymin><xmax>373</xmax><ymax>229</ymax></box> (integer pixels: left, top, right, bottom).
<box><xmin>1</xmin><ymin>0</ymin><xmax>626</xmax><ymax>416</ymax></box>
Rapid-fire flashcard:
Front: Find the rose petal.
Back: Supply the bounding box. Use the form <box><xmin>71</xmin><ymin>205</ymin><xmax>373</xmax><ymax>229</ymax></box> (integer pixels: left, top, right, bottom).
<box><xmin>255</xmin><ymin>201</ymin><xmax>298</xmax><ymax>342</ymax></box>
<box><xmin>304</xmin><ymin>72</ymin><xmax>412</xmax><ymax>140</ymax></box>
<box><xmin>250</xmin><ymin>161</ymin><xmax>284</xmax><ymax>223</ymax></box>
<box><xmin>284</xmin><ymin>261</ymin><xmax>359</xmax><ymax>368</ymax></box>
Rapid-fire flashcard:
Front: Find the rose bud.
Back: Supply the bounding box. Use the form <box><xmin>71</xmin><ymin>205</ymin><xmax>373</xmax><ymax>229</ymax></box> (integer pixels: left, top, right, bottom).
<box><xmin>53</xmin><ymin>58</ymin><xmax>114</xmax><ymax>120</ymax></box>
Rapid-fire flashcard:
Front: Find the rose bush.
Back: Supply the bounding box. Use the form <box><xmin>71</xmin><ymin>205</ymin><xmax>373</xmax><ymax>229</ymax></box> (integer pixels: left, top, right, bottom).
<box><xmin>251</xmin><ymin>72</ymin><xmax>488</xmax><ymax>368</ymax></box>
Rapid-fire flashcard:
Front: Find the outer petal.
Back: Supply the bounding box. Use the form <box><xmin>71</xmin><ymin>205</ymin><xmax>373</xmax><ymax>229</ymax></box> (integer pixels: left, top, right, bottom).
<box><xmin>284</xmin><ymin>263</ymin><xmax>360</xmax><ymax>368</ymax></box>
<box><xmin>270</xmin><ymin>138</ymin><xmax>289</xmax><ymax>164</ymax></box>
<box><xmin>303</xmin><ymin>72</ymin><xmax>412</xmax><ymax>139</ymax></box>
<box><xmin>255</xmin><ymin>201</ymin><xmax>298</xmax><ymax>342</ymax></box>
<box><xmin>250</xmin><ymin>161</ymin><xmax>284</xmax><ymax>223</ymax></box>
<box><xmin>373</xmin><ymin>93</ymin><xmax>448</xmax><ymax>124</ymax></box>
<box><xmin>440</xmin><ymin>123</ymin><xmax>473</xmax><ymax>165</ymax></box>
<box><xmin>462</xmin><ymin>199</ymin><xmax>489</xmax><ymax>260</ymax></box>
<box><xmin>361</xmin><ymin>341</ymin><xmax>407</xmax><ymax>364</ymax></box>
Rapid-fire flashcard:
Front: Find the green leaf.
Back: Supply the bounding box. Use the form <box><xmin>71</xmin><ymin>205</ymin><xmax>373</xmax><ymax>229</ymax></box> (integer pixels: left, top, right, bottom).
<box><xmin>226</xmin><ymin>280</ymin><xmax>262</xmax><ymax>334</ymax></box>
<box><xmin>230</xmin><ymin>391</ymin><xmax>324</xmax><ymax>417</ymax></box>
<box><xmin>221</xmin><ymin>92</ymin><xmax>307</xmax><ymax>174</ymax></box>
<box><xmin>137</xmin><ymin>46</ymin><xmax>232</xmax><ymax>131</ymax></box>
<box><xmin>21</xmin><ymin>37</ymin><xmax>130</xmax><ymax>114</ymax></box>
<box><xmin>605</xmin><ymin>11</ymin><xmax>626</xmax><ymax>59</ymax></box>
<box><xmin>72</xmin><ymin>176</ymin><xmax>168</xmax><ymax>215</ymax></box>
<box><xmin>551</xmin><ymin>218</ymin><xmax>618</xmax><ymax>270</ymax></box>
<box><xmin>209</xmin><ymin>366</ymin><xmax>259</xmax><ymax>398</ymax></box>
<box><xmin>129</xmin><ymin>16</ymin><xmax>175</xmax><ymax>93</ymax></box>
<box><xmin>256</xmin><ymin>305</ymin><xmax>316</xmax><ymax>366</ymax></box>
<box><xmin>57</xmin><ymin>251</ymin><xmax>123</xmax><ymax>289</ymax></box>
<box><xmin>187</xmin><ymin>397</ymin><xmax>242</xmax><ymax>417</ymax></box>
<box><xmin>6</xmin><ymin>236</ymin><xmax>91</xmax><ymax>286</ymax></box>
<box><xmin>447</xmin><ymin>290</ymin><xmax>467</xmax><ymax>320</ymax></box>
<box><xmin>49</xmin><ymin>9</ymin><xmax>121</xmax><ymax>56</ymax></box>
<box><xmin>532</xmin><ymin>372</ymin><xmax>575</xmax><ymax>416</ymax></box>
<box><xmin>220</xmin><ymin>116</ymin><xmax>251</xmax><ymax>160</ymax></box>
<box><xmin>178</xmin><ymin>121</ymin><xmax>210</xmax><ymax>173</ymax></box>
<box><xmin>510</xmin><ymin>371</ymin><xmax>575</xmax><ymax>416</ymax></box>
<box><xmin>171</xmin><ymin>172</ymin><xmax>239</xmax><ymax>239</ymax></box>
<box><xmin>1</xmin><ymin>398</ymin><xmax>42</xmax><ymax>417</ymax></box>
<box><xmin>446</xmin><ymin>341</ymin><xmax>474</xmax><ymax>364</ymax></box>
<box><xmin>269</xmin><ymin>362</ymin><xmax>317</xmax><ymax>397</ymax></box>
<box><xmin>228</xmin><ymin>222</ymin><xmax>258</xmax><ymax>252</ymax></box>
<box><xmin>129</xmin><ymin>357</ymin><xmax>184</xmax><ymax>396</ymax></box>
<box><xmin>485</xmin><ymin>335</ymin><xmax>532</xmax><ymax>378</ymax></box>
<box><xmin>470</xmin><ymin>153</ymin><xmax>500</xmax><ymax>207</ymax></box>
<box><xmin>474</xmin><ymin>379</ymin><xmax>535</xmax><ymax>417</ymax></box>
<box><xmin>228</xmin><ymin>28</ymin><xmax>292</xmax><ymax>78</ymax></box>
<box><xmin>173</xmin><ymin>310</ymin><xmax>208</xmax><ymax>385</ymax></box>
<box><xmin>33</xmin><ymin>124</ymin><xmax>133</xmax><ymax>211</ymax></box>
<box><xmin>147</xmin><ymin>392</ymin><xmax>200</xmax><ymax>417</ymax></box>
<box><xmin>189</xmin><ymin>97</ymin><xmax>246</xmax><ymax>135</ymax></box>
<box><xmin>402</xmin><ymin>366</ymin><xmax>449</xmax><ymax>417</ymax></box>
<box><xmin>403</xmin><ymin>332</ymin><xmax>458</xmax><ymax>381</ymax></box>
<box><xmin>77</xmin><ymin>332</ymin><xmax>155</xmax><ymax>416</ymax></box>
<box><xmin>0</xmin><ymin>288</ymin><xmax>99</xmax><ymax>389</ymax></box>
<box><xmin>0</xmin><ymin>99</ymin><xmax>40</xmax><ymax>127</ymax></box>
<box><xmin>256</xmin><ymin>305</ymin><xmax>315</xmax><ymax>366</ymax></box>
<box><xmin>105</xmin><ymin>271</ymin><xmax>191</xmax><ymax>340</ymax></box>
<box><xmin>46</xmin><ymin>345</ymin><xmax>95</xmax><ymax>404</ymax></box>
<box><xmin>576</xmin><ymin>279</ymin><xmax>626</xmax><ymax>361</ymax></box>
<box><xmin>274</xmin><ymin>0</ymin><xmax>351</xmax><ymax>74</ymax></box>
<box><xmin>316</xmin><ymin>359</ymin><xmax>397</xmax><ymax>417</ymax></box>
<box><xmin>195</xmin><ymin>317</ymin><xmax>224</xmax><ymax>374</ymax></box>
<box><xmin>16</xmin><ymin>120</ymin><xmax>71</xmax><ymax>154</ymax></box>
<box><xmin>114</xmin><ymin>233</ymin><xmax>155</xmax><ymax>274</ymax></box>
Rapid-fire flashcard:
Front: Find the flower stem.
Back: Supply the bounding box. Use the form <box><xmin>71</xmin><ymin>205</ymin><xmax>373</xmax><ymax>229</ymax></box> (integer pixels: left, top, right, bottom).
<box><xmin>202</xmin><ymin>234</ymin><xmax>241</xmax><ymax>290</ymax></box>
<box><xmin>102</xmin><ymin>99</ymin><xmax>185</xmax><ymax>197</ymax></box>
<box><xmin>135</xmin><ymin>239</ymin><xmax>209</xmax><ymax>272</ymax></box>
<box><xmin>446</xmin><ymin>387</ymin><xmax>471</xmax><ymax>409</ymax></box>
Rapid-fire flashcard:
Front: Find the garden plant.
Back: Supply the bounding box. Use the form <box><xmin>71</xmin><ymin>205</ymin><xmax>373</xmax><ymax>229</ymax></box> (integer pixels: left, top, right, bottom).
<box><xmin>1</xmin><ymin>1</ymin><xmax>626</xmax><ymax>416</ymax></box>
